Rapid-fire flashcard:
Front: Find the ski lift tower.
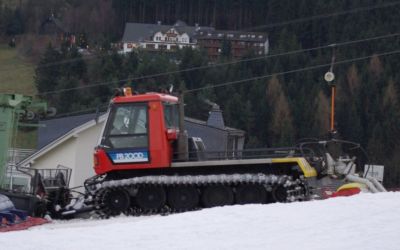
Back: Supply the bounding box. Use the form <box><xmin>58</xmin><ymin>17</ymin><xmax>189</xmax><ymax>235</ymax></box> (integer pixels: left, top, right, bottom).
<box><xmin>0</xmin><ymin>94</ymin><xmax>33</xmax><ymax>188</ymax></box>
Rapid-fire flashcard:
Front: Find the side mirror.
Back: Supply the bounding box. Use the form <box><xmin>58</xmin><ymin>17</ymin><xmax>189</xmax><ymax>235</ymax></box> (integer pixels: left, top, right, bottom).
<box><xmin>166</xmin><ymin>129</ymin><xmax>178</xmax><ymax>140</ymax></box>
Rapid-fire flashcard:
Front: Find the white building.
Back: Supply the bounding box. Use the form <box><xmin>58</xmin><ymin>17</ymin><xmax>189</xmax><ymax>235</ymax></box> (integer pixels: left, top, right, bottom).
<box><xmin>121</xmin><ymin>20</ymin><xmax>214</xmax><ymax>53</ymax></box>
<box><xmin>16</xmin><ymin>113</ymin><xmax>107</xmax><ymax>192</ymax></box>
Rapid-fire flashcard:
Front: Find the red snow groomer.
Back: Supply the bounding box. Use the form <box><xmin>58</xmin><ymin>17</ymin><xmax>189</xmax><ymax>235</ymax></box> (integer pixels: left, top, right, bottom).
<box><xmin>59</xmin><ymin>88</ymin><xmax>385</xmax><ymax>218</ymax></box>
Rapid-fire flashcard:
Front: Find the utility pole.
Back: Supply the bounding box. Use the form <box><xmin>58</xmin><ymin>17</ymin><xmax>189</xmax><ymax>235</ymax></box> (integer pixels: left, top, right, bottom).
<box><xmin>324</xmin><ymin>45</ymin><xmax>337</xmax><ymax>138</ymax></box>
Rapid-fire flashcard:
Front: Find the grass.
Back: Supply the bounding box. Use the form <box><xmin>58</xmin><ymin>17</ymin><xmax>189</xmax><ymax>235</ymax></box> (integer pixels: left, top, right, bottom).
<box><xmin>0</xmin><ymin>43</ymin><xmax>37</xmax><ymax>95</ymax></box>
<box><xmin>1</xmin><ymin>0</ymin><xmax>26</xmax><ymax>9</ymax></box>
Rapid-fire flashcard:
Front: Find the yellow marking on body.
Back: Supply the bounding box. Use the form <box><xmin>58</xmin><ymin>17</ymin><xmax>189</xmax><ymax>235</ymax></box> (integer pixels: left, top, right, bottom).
<box><xmin>271</xmin><ymin>157</ymin><xmax>317</xmax><ymax>177</ymax></box>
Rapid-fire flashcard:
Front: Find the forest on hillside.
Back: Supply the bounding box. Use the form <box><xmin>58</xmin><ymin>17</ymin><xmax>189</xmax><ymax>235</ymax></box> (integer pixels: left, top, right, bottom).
<box><xmin>0</xmin><ymin>0</ymin><xmax>399</xmax><ymax>187</ymax></box>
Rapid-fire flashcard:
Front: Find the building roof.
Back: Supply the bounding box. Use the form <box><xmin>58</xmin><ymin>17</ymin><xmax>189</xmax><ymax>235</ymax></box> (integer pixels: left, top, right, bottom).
<box><xmin>121</xmin><ymin>21</ymin><xmax>214</xmax><ymax>43</ymax></box>
<box><xmin>18</xmin><ymin>108</ymin><xmax>245</xmax><ymax>168</ymax></box>
<box><xmin>38</xmin><ymin>112</ymin><xmax>244</xmax><ymax>150</ymax></box>
<box><xmin>39</xmin><ymin>14</ymin><xmax>69</xmax><ymax>35</ymax></box>
<box><xmin>38</xmin><ymin>113</ymin><xmax>103</xmax><ymax>149</ymax></box>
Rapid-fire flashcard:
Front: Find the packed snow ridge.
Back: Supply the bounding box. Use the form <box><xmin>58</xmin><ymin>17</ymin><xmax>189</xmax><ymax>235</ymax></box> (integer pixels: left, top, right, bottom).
<box><xmin>1</xmin><ymin>192</ymin><xmax>399</xmax><ymax>250</ymax></box>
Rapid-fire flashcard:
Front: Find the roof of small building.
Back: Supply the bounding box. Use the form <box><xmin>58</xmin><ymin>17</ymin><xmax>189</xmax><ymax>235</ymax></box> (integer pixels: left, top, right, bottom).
<box><xmin>38</xmin><ymin>112</ymin><xmax>102</xmax><ymax>149</ymax></box>
<box><xmin>17</xmin><ymin>109</ymin><xmax>245</xmax><ymax>168</ymax></box>
<box><xmin>38</xmin><ymin>112</ymin><xmax>244</xmax><ymax>149</ymax></box>
<box><xmin>39</xmin><ymin>14</ymin><xmax>69</xmax><ymax>35</ymax></box>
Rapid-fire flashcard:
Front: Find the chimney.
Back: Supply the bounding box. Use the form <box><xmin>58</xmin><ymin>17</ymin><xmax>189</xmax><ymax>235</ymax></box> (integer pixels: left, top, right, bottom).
<box><xmin>206</xmin><ymin>103</ymin><xmax>225</xmax><ymax>129</ymax></box>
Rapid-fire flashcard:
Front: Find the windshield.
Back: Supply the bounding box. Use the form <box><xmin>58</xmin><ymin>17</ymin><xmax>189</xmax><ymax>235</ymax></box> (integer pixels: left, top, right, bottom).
<box><xmin>101</xmin><ymin>103</ymin><xmax>148</xmax><ymax>149</ymax></box>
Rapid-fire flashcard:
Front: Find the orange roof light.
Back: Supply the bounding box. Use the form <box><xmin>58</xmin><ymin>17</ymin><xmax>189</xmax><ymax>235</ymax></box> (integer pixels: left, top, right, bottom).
<box><xmin>123</xmin><ymin>87</ymin><xmax>133</xmax><ymax>96</ymax></box>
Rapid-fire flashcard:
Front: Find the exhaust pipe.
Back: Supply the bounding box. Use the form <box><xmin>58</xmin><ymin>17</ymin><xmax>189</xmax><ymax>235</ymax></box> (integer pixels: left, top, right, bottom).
<box><xmin>177</xmin><ymin>92</ymin><xmax>188</xmax><ymax>161</ymax></box>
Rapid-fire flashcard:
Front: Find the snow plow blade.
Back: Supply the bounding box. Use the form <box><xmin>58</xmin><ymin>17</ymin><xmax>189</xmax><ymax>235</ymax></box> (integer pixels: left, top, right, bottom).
<box><xmin>0</xmin><ymin>194</ymin><xmax>48</xmax><ymax>232</ymax></box>
<box><xmin>330</xmin><ymin>175</ymin><xmax>387</xmax><ymax>198</ymax></box>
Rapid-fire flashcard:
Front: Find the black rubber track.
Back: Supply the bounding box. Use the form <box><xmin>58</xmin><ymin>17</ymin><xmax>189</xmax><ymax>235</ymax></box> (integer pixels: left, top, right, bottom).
<box><xmin>103</xmin><ymin>188</ymin><xmax>130</xmax><ymax>215</ymax></box>
<box><xmin>235</xmin><ymin>184</ymin><xmax>267</xmax><ymax>204</ymax></box>
<box><xmin>136</xmin><ymin>186</ymin><xmax>166</xmax><ymax>211</ymax></box>
<box><xmin>167</xmin><ymin>186</ymin><xmax>199</xmax><ymax>210</ymax></box>
<box><xmin>201</xmin><ymin>185</ymin><xmax>234</xmax><ymax>208</ymax></box>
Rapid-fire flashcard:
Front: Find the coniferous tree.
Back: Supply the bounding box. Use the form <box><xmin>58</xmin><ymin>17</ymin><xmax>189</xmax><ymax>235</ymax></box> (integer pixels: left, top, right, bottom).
<box><xmin>35</xmin><ymin>44</ymin><xmax>62</xmax><ymax>94</ymax></box>
<box><xmin>266</xmin><ymin>75</ymin><xmax>294</xmax><ymax>146</ymax></box>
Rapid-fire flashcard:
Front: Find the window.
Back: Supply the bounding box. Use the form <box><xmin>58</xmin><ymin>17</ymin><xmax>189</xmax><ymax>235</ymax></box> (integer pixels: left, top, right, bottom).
<box><xmin>102</xmin><ymin>104</ymin><xmax>148</xmax><ymax>149</ymax></box>
<box><xmin>163</xmin><ymin>103</ymin><xmax>179</xmax><ymax>129</ymax></box>
<box><xmin>147</xmin><ymin>44</ymin><xmax>155</xmax><ymax>49</ymax></box>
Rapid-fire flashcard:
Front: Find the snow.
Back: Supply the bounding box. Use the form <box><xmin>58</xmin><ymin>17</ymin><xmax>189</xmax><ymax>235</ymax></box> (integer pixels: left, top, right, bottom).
<box><xmin>1</xmin><ymin>192</ymin><xmax>400</xmax><ymax>250</ymax></box>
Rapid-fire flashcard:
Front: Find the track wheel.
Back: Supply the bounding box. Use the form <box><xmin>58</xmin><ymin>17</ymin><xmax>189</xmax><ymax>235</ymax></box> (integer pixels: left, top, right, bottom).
<box><xmin>136</xmin><ymin>186</ymin><xmax>166</xmax><ymax>211</ymax></box>
<box><xmin>168</xmin><ymin>186</ymin><xmax>199</xmax><ymax>211</ymax></box>
<box><xmin>104</xmin><ymin>188</ymin><xmax>130</xmax><ymax>215</ymax></box>
<box><xmin>235</xmin><ymin>184</ymin><xmax>267</xmax><ymax>204</ymax></box>
<box><xmin>272</xmin><ymin>185</ymin><xmax>288</xmax><ymax>202</ymax></box>
<box><xmin>201</xmin><ymin>185</ymin><xmax>234</xmax><ymax>208</ymax></box>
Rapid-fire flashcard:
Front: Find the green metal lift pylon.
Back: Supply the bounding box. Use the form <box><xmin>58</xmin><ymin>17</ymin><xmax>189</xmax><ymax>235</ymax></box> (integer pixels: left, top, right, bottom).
<box><xmin>0</xmin><ymin>94</ymin><xmax>33</xmax><ymax>187</ymax></box>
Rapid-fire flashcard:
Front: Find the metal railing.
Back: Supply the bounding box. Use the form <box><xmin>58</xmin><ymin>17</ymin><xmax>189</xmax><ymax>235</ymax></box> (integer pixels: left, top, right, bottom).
<box><xmin>4</xmin><ymin>165</ymin><xmax>72</xmax><ymax>195</ymax></box>
<box><xmin>172</xmin><ymin>146</ymin><xmax>311</xmax><ymax>162</ymax></box>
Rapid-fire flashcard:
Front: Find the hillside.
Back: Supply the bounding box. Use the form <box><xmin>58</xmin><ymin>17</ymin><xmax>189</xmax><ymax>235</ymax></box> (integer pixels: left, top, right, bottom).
<box><xmin>0</xmin><ymin>44</ymin><xmax>36</xmax><ymax>95</ymax></box>
<box><xmin>1</xmin><ymin>192</ymin><xmax>399</xmax><ymax>249</ymax></box>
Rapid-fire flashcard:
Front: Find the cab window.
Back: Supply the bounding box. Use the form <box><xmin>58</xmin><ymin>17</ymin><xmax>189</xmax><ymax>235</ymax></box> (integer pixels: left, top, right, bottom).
<box><xmin>102</xmin><ymin>103</ymin><xmax>148</xmax><ymax>149</ymax></box>
<box><xmin>163</xmin><ymin>102</ymin><xmax>179</xmax><ymax>129</ymax></box>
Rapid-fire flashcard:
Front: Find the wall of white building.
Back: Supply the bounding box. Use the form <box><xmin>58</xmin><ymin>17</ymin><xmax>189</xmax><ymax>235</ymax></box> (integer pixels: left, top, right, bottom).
<box><xmin>30</xmin><ymin>121</ymin><xmax>105</xmax><ymax>192</ymax></box>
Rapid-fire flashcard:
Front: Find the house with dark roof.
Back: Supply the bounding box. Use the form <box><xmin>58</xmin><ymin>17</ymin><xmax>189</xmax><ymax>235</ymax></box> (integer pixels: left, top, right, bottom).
<box><xmin>39</xmin><ymin>14</ymin><xmax>67</xmax><ymax>36</ymax></box>
<box><xmin>16</xmin><ymin>106</ymin><xmax>245</xmax><ymax>190</ymax></box>
<box><xmin>38</xmin><ymin>14</ymin><xmax>76</xmax><ymax>46</ymax></box>
<box><xmin>121</xmin><ymin>20</ymin><xmax>214</xmax><ymax>53</ymax></box>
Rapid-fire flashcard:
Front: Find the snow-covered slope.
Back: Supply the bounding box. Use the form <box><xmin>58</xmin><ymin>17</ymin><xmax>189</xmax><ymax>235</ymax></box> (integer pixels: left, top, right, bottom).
<box><xmin>1</xmin><ymin>192</ymin><xmax>399</xmax><ymax>250</ymax></box>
